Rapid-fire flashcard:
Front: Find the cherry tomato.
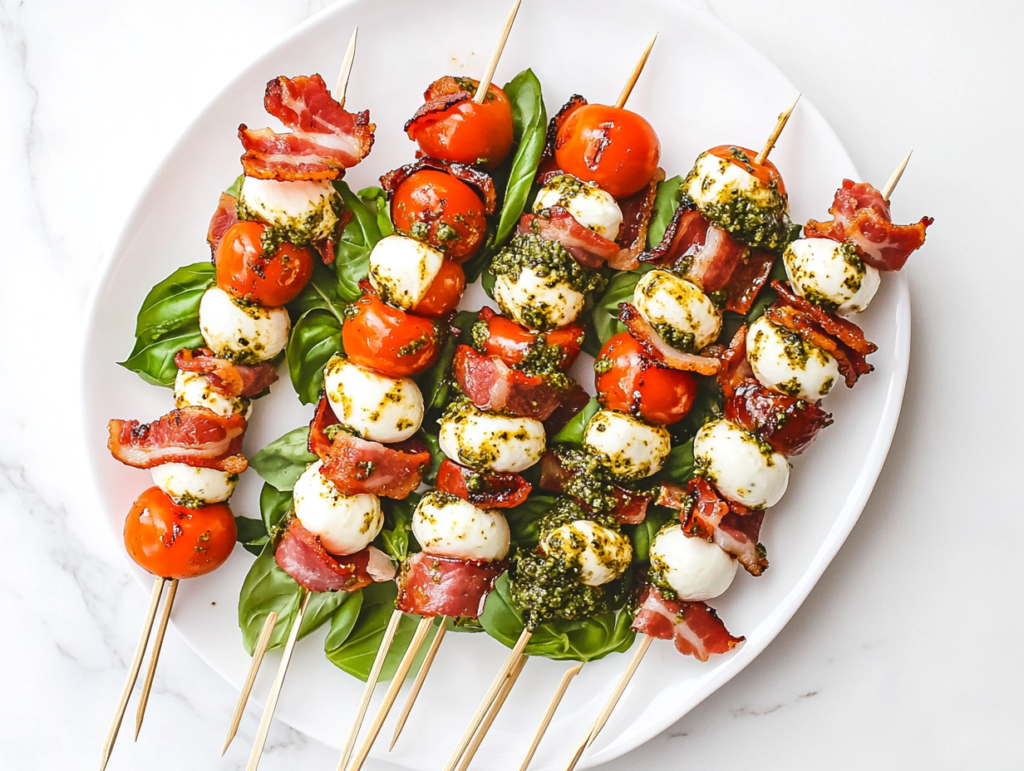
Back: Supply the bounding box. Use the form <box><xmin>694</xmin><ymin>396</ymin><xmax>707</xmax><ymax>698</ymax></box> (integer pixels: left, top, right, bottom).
<box><xmin>554</xmin><ymin>104</ymin><xmax>661</xmax><ymax>199</ymax></box>
<box><xmin>413</xmin><ymin>259</ymin><xmax>465</xmax><ymax>318</ymax></box>
<box><xmin>215</xmin><ymin>221</ymin><xmax>315</xmax><ymax>306</ymax></box>
<box><xmin>407</xmin><ymin>77</ymin><xmax>514</xmax><ymax>170</ymax></box>
<box><xmin>343</xmin><ymin>289</ymin><xmax>439</xmax><ymax>378</ymax></box>
<box><xmin>595</xmin><ymin>332</ymin><xmax>696</xmax><ymax>425</ymax></box>
<box><xmin>707</xmin><ymin>145</ymin><xmax>787</xmax><ymax>196</ymax></box>
<box><xmin>124</xmin><ymin>487</ymin><xmax>236</xmax><ymax>580</ymax></box>
<box><xmin>391</xmin><ymin>170</ymin><xmax>488</xmax><ymax>262</ymax></box>
<box><xmin>475</xmin><ymin>309</ymin><xmax>584</xmax><ymax>370</ymax></box>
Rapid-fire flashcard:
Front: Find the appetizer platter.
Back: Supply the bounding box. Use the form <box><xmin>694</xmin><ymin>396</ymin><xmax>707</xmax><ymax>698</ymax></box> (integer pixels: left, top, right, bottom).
<box><xmin>81</xmin><ymin>1</ymin><xmax>929</xmax><ymax>769</ymax></box>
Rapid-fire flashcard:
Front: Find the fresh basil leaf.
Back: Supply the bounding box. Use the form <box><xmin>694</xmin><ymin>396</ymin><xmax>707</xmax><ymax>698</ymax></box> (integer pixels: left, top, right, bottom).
<box><xmin>417</xmin><ymin>310</ymin><xmax>477</xmax><ymax>414</ymax></box>
<box><xmin>324</xmin><ymin>590</ymin><xmax>364</xmax><ymax>651</ymax></box>
<box><xmin>377</xmin><ymin>493</ymin><xmax>419</xmax><ymax>563</ymax></box>
<box><xmin>288</xmin><ymin>308</ymin><xmax>342</xmax><ymax>405</ymax></box>
<box><xmin>288</xmin><ymin>261</ymin><xmax>347</xmax><ymax>317</ymax></box>
<box><xmin>333</xmin><ymin>180</ymin><xmax>383</xmax><ymax>302</ymax></box>
<box><xmin>550</xmin><ymin>397</ymin><xmax>600</xmax><ymax>448</ymax></box>
<box><xmin>626</xmin><ymin>505</ymin><xmax>674</xmax><ymax>564</ymax></box>
<box><xmin>504</xmin><ymin>494</ymin><xmax>558</xmax><ymax>549</ymax></box>
<box><xmin>235</xmin><ymin>516</ymin><xmax>269</xmax><ymax>557</ymax></box>
<box><xmin>250</xmin><ymin>427</ymin><xmax>316</xmax><ymax>492</ymax></box>
<box><xmin>651</xmin><ymin>439</ymin><xmax>694</xmax><ymax>486</ymax></box>
<box><xmin>119</xmin><ymin>262</ymin><xmax>215</xmax><ymax>387</ymax></box>
<box><xmin>461</xmin><ymin>222</ymin><xmax>499</xmax><ymax>286</ymax></box>
<box><xmin>225</xmin><ymin>175</ymin><xmax>244</xmax><ymax>198</ymax></box>
<box><xmin>358</xmin><ymin>186</ymin><xmax>394</xmax><ymax>238</ymax></box>
<box><xmin>494</xmin><ymin>69</ymin><xmax>547</xmax><ymax>245</ymax></box>
<box><xmin>259</xmin><ymin>482</ymin><xmax>293</xmax><ymax>534</ymax></box>
<box><xmin>590</xmin><ymin>264</ymin><xmax>658</xmax><ymax>350</ymax></box>
<box><xmin>421</xmin><ymin>432</ymin><xmax>445</xmax><ymax>486</ymax></box>
<box><xmin>647</xmin><ymin>175</ymin><xmax>683</xmax><ymax>249</ymax></box>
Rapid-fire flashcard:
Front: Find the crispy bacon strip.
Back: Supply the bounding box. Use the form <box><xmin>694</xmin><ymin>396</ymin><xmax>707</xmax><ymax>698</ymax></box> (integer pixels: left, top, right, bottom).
<box><xmin>705</xmin><ymin>325</ymin><xmax>754</xmax><ymax>398</ymax></box>
<box><xmin>619</xmin><ymin>303</ymin><xmax>720</xmax><ymax>376</ymax></box>
<box><xmin>632</xmin><ymin>586</ymin><xmax>744</xmax><ymax>661</ymax></box>
<box><xmin>380</xmin><ymin>157</ymin><xmax>496</xmax><ymax>214</ymax></box>
<box><xmin>773</xmin><ymin>281</ymin><xmax>876</xmax><ymax>355</ymax></box>
<box><xmin>435</xmin><ymin>458</ymin><xmax>531</xmax><ymax>509</ymax></box>
<box><xmin>396</xmin><ymin>552</ymin><xmax>503</xmax><ymax>619</ymax></box>
<box><xmin>453</xmin><ymin>345</ymin><xmax>563</xmax><ymax>421</ymax></box>
<box><xmin>519</xmin><ymin>207</ymin><xmax>619</xmax><ymax>269</ymax></box>
<box><xmin>207</xmin><ymin>193</ymin><xmax>238</xmax><ymax>254</ymax></box>
<box><xmin>535</xmin><ymin>94</ymin><xmax>588</xmax><ymax>181</ymax></box>
<box><xmin>174</xmin><ymin>348</ymin><xmax>278</xmax><ymax>398</ymax></box>
<box><xmin>542</xmin><ymin>382</ymin><xmax>590</xmax><ymax>437</ymax></box>
<box><xmin>609</xmin><ymin>167</ymin><xmax>664</xmax><ymax>270</ymax></box>
<box><xmin>540</xmin><ymin>451</ymin><xmax>651</xmax><ymax>525</ymax></box>
<box><xmin>308</xmin><ymin>392</ymin><xmax>338</xmax><ymax>460</ymax></box>
<box><xmin>275</xmin><ymin>517</ymin><xmax>393</xmax><ymax>593</ymax></box>
<box><xmin>726</xmin><ymin>377</ymin><xmax>833</xmax><ymax>456</ymax></box>
<box><xmin>107</xmin><ymin>407</ymin><xmax>247</xmax><ymax>473</ymax></box>
<box><xmin>404</xmin><ymin>76</ymin><xmax>472</xmax><ymax>135</ymax></box>
<box><xmin>805</xmin><ymin>179</ymin><xmax>933</xmax><ymax>271</ymax></box>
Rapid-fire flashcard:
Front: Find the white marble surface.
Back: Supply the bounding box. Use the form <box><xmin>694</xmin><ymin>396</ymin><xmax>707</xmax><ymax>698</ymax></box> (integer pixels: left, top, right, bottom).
<box><xmin>1</xmin><ymin>1</ymin><xmax>1020</xmax><ymax>769</ymax></box>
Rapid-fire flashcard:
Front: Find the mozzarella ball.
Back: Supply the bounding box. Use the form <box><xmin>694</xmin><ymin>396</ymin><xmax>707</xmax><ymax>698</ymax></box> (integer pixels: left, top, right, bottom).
<box><xmin>694</xmin><ymin>419</ymin><xmax>789</xmax><ymax>509</ymax></box>
<box><xmin>173</xmin><ymin>369</ymin><xmax>252</xmax><ymax>418</ymax></box>
<box><xmin>634</xmin><ymin>270</ymin><xmax>721</xmax><ymax>351</ymax></box>
<box><xmin>411</xmin><ymin>491</ymin><xmax>510</xmax><ymax>561</ymax></box>
<box><xmin>649</xmin><ymin>524</ymin><xmax>737</xmax><ymax>601</ymax></box>
<box><xmin>540</xmin><ymin>520</ymin><xmax>632</xmax><ymax>587</ymax></box>
<box><xmin>293</xmin><ymin>461</ymin><xmax>383</xmax><ymax>555</ymax></box>
<box><xmin>746</xmin><ymin>316</ymin><xmax>840</xmax><ymax>401</ymax></box>
<box><xmin>439</xmin><ymin>402</ymin><xmax>545</xmax><ymax>474</ymax></box>
<box><xmin>368</xmin><ymin>235</ymin><xmax>444</xmax><ymax>311</ymax></box>
<box><xmin>323</xmin><ymin>355</ymin><xmax>423</xmax><ymax>442</ymax></box>
<box><xmin>684</xmin><ymin>150</ymin><xmax>785</xmax><ymax>213</ymax></box>
<box><xmin>198</xmin><ymin>286</ymin><xmax>290</xmax><ymax>364</ymax></box>
<box><xmin>494</xmin><ymin>266</ymin><xmax>585</xmax><ymax>331</ymax></box>
<box><xmin>583</xmin><ymin>409</ymin><xmax>671</xmax><ymax>480</ymax></box>
<box><xmin>534</xmin><ymin>174</ymin><xmax>624</xmax><ymax>241</ymax></box>
<box><xmin>150</xmin><ymin>463</ymin><xmax>238</xmax><ymax>507</ymax></box>
<box><xmin>237</xmin><ymin>177</ymin><xmax>339</xmax><ymax>243</ymax></box>
<box><xmin>783</xmin><ymin>238</ymin><xmax>880</xmax><ymax>315</ymax></box>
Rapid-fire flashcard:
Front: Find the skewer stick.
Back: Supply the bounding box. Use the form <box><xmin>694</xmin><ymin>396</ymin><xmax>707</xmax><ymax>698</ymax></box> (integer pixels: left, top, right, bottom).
<box><xmin>100</xmin><ymin>576</ymin><xmax>166</xmax><ymax>771</ymax></box>
<box><xmin>245</xmin><ymin>590</ymin><xmax>311</xmax><ymax>771</ymax></box>
<box><xmin>517</xmin><ymin>664</ymin><xmax>584</xmax><ymax>771</ymax></box>
<box><xmin>223</xmin><ymin>611</ymin><xmax>279</xmax><ymax>755</ymax></box>
<box><xmin>456</xmin><ymin>653</ymin><xmax>529</xmax><ymax>771</ymax></box>
<box><xmin>345</xmin><ymin>615</ymin><xmax>436</xmax><ymax>771</ymax></box>
<box><xmin>337</xmin><ymin>608</ymin><xmax>404</xmax><ymax>771</ymax></box>
<box><xmin>443</xmin><ymin>628</ymin><xmax>533</xmax><ymax>771</ymax></box>
<box><xmin>389</xmin><ymin>621</ymin><xmax>447</xmax><ymax>750</ymax></box>
<box><xmin>881</xmin><ymin>150</ymin><xmax>913</xmax><ymax>201</ymax></box>
<box><xmin>134</xmin><ymin>578</ymin><xmax>179</xmax><ymax>739</ymax></box>
<box><xmin>755</xmin><ymin>93</ymin><xmax>801</xmax><ymax>165</ymax></box>
<box><xmin>473</xmin><ymin>0</ymin><xmax>522</xmax><ymax>104</ymax></box>
<box><xmin>615</xmin><ymin>33</ymin><xmax>659</xmax><ymax>109</ymax></box>
<box><xmin>334</xmin><ymin>27</ymin><xmax>359</xmax><ymax>107</ymax></box>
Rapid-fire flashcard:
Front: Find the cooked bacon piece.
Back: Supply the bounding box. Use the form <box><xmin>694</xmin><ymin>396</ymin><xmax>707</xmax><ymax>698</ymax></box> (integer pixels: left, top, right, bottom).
<box><xmin>435</xmin><ymin>458</ymin><xmax>531</xmax><ymax>509</ymax></box>
<box><xmin>804</xmin><ymin>179</ymin><xmax>933</xmax><ymax>271</ymax></box>
<box><xmin>380</xmin><ymin>157</ymin><xmax>496</xmax><ymax>214</ymax></box>
<box><xmin>773</xmin><ymin>281</ymin><xmax>876</xmax><ymax>355</ymax></box>
<box><xmin>396</xmin><ymin>552</ymin><xmax>504</xmax><ymax>618</ymax></box>
<box><xmin>275</xmin><ymin>517</ymin><xmax>386</xmax><ymax>593</ymax></box>
<box><xmin>705</xmin><ymin>325</ymin><xmax>754</xmax><ymax>398</ymax></box>
<box><xmin>107</xmin><ymin>407</ymin><xmax>247</xmax><ymax>474</ymax></box>
<box><xmin>453</xmin><ymin>345</ymin><xmax>562</xmax><ymax>421</ymax></box>
<box><xmin>535</xmin><ymin>94</ymin><xmax>588</xmax><ymax>181</ymax></box>
<box><xmin>519</xmin><ymin>206</ymin><xmax>619</xmax><ymax>269</ymax></box>
<box><xmin>632</xmin><ymin>585</ymin><xmax>744</xmax><ymax>661</ymax></box>
<box><xmin>308</xmin><ymin>393</ymin><xmax>338</xmax><ymax>460</ymax></box>
<box><xmin>643</xmin><ymin>206</ymin><xmax>709</xmax><ymax>265</ymax></box>
<box><xmin>207</xmin><ymin>193</ymin><xmax>239</xmax><ymax>254</ymax></box>
<box><xmin>404</xmin><ymin>76</ymin><xmax>472</xmax><ymax>134</ymax></box>
<box><xmin>174</xmin><ymin>348</ymin><xmax>278</xmax><ymax>398</ymax></box>
<box><xmin>321</xmin><ymin>432</ymin><xmax>431</xmax><ymax>500</ymax></box>
<box><xmin>726</xmin><ymin>377</ymin><xmax>833</xmax><ymax>456</ymax></box>
<box><xmin>540</xmin><ymin>451</ymin><xmax>652</xmax><ymax>526</ymax></box>
<box><xmin>609</xmin><ymin>167</ymin><xmax>665</xmax><ymax>271</ymax></box>
<box><xmin>619</xmin><ymin>303</ymin><xmax>720</xmax><ymax>376</ymax></box>
<box><xmin>474</xmin><ymin>307</ymin><xmax>584</xmax><ymax>371</ymax></box>
<box><xmin>542</xmin><ymin>382</ymin><xmax>590</xmax><ymax>437</ymax></box>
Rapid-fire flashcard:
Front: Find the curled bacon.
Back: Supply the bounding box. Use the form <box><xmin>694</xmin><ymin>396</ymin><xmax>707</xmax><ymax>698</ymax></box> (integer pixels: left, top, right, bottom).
<box><xmin>453</xmin><ymin>345</ymin><xmax>562</xmax><ymax>421</ymax></box>
<box><xmin>542</xmin><ymin>381</ymin><xmax>590</xmax><ymax>437</ymax></box>
<box><xmin>619</xmin><ymin>303</ymin><xmax>720</xmax><ymax>376</ymax></box>
<box><xmin>207</xmin><ymin>193</ymin><xmax>238</xmax><ymax>254</ymax></box>
<box><xmin>396</xmin><ymin>552</ymin><xmax>503</xmax><ymax>619</ymax></box>
<box><xmin>275</xmin><ymin>517</ymin><xmax>392</xmax><ymax>593</ymax></box>
<box><xmin>632</xmin><ymin>585</ymin><xmax>744</xmax><ymax>661</ymax></box>
<box><xmin>174</xmin><ymin>348</ymin><xmax>278</xmax><ymax>398</ymax></box>
<box><xmin>380</xmin><ymin>157</ymin><xmax>496</xmax><ymax>214</ymax></box>
<box><xmin>308</xmin><ymin>392</ymin><xmax>338</xmax><ymax>460</ymax></box>
<box><xmin>404</xmin><ymin>76</ymin><xmax>472</xmax><ymax>135</ymax></box>
<box><xmin>435</xmin><ymin>458</ymin><xmax>532</xmax><ymax>509</ymax></box>
<box><xmin>107</xmin><ymin>407</ymin><xmax>247</xmax><ymax>474</ymax></box>
<box><xmin>609</xmin><ymin>167</ymin><xmax>664</xmax><ymax>270</ymax></box>
<box><xmin>518</xmin><ymin>207</ymin><xmax>619</xmax><ymax>269</ymax></box>
<box><xmin>805</xmin><ymin>179</ymin><xmax>933</xmax><ymax>271</ymax></box>
<box><xmin>726</xmin><ymin>377</ymin><xmax>833</xmax><ymax>457</ymax></box>
<box><xmin>540</xmin><ymin>451</ymin><xmax>651</xmax><ymax>525</ymax></box>
<box><xmin>535</xmin><ymin>94</ymin><xmax>588</xmax><ymax>181</ymax></box>
<box><xmin>705</xmin><ymin>325</ymin><xmax>754</xmax><ymax>399</ymax></box>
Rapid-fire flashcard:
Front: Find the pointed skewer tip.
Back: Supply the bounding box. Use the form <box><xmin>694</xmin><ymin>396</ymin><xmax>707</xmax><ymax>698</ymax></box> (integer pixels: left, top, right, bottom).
<box><xmin>517</xmin><ymin>663</ymin><xmax>584</xmax><ymax>771</ymax></box>
<box><xmin>615</xmin><ymin>32</ymin><xmax>659</xmax><ymax>109</ymax></box>
<box><xmin>755</xmin><ymin>93</ymin><xmax>801</xmax><ymax>165</ymax></box>
<box><xmin>390</xmin><ymin>622</ymin><xmax>448</xmax><ymax>750</ymax></box>
<box><xmin>223</xmin><ymin>610</ymin><xmax>280</xmax><ymax>755</ymax></box>
<box><xmin>473</xmin><ymin>0</ymin><xmax>522</xmax><ymax>104</ymax></box>
<box><xmin>335</xmin><ymin>26</ymin><xmax>359</xmax><ymax>107</ymax></box>
<box><xmin>881</xmin><ymin>150</ymin><xmax>913</xmax><ymax>200</ymax></box>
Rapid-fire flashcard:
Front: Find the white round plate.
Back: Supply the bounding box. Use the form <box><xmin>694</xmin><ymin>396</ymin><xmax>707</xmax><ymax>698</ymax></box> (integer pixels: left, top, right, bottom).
<box><xmin>81</xmin><ymin>0</ymin><xmax>909</xmax><ymax>768</ymax></box>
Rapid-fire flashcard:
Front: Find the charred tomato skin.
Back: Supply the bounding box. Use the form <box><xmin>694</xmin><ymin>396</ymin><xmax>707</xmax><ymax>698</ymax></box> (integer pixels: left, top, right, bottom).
<box><xmin>595</xmin><ymin>332</ymin><xmax>696</xmax><ymax>425</ymax></box>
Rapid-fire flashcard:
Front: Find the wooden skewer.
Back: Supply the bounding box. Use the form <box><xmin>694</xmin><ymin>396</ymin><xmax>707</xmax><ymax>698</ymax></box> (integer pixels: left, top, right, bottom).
<box><xmin>336</xmin><ymin>608</ymin><xmax>404</xmax><ymax>771</ymax></box>
<box><xmin>245</xmin><ymin>590</ymin><xmax>311</xmax><ymax>771</ymax></box>
<box><xmin>755</xmin><ymin>93</ymin><xmax>801</xmax><ymax>165</ymax></box>
<box><xmin>334</xmin><ymin>27</ymin><xmax>359</xmax><ymax>108</ymax></box>
<box><xmin>222</xmin><ymin>611</ymin><xmax>280</xmax><ymax>755</ymax></box>
<box><xmin>615</xmin><ymin>33</ymin><xmax>659</xmax><ymax>109</ymax></box>
<box><xmin>881</xmin><ymin>150</ymin><xmax>913</xmax><ymax>200</ymax></box>
<box><xmin>389</xmin><ymin>621</ymin><xmax>447</xmax><ymax>750</ymax></box>
<box><xmin>517</xmin><ymin>664</ymin><xmax>584</xmax><ymax>771</ymax></box>
<box><xmin>100</xmin><ymin>576</ymin><xmax>166</xmax><ymax>771</ymax></box>
<box><xmin>443</xmin><ymin>628</ymin><xmax>533</xmax><ymax>771</ymax></box>
<box><xmin>473</xmin><ymin>0</ymin><xmax>522</xmax><ymax>104</ymax></box>
<box><xmin>456</xmin><ymin>653</ymin><xmax>529</xmax><ymax>771</ymax></box>
<box><xmin>345</xmin><ymin>615</ymin><xmax>436</xmax><ymax>771</ymax></box>
<box><xmin>133</xmin><ymin>578</ymin><xmax>178</xmax><ymax>739</ymax></box>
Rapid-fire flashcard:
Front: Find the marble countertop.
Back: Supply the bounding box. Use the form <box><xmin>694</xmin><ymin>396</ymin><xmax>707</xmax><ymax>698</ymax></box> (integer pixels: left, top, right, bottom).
<box><xmin>2</xmin><ymin>0</ymin><xmax>1020</xmax><ymax>769</ymax></box>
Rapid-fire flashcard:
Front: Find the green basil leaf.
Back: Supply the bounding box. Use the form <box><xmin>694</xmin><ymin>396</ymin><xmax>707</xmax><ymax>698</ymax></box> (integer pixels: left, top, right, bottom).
<box><xmin>324</xmin><ymin>590</ymin><xmax>364</xmax><ymax>650</ymax></box>
<box><xmin>651</xmin><ymin>439</ymin><xmax>694</xmax><ymax>486</ymax></box>
<box><xmin>589</xmin><ymin>264</ymin><xmax>658</xmax><ymax>349</ymax></box>
<box><xmin>250</xmin><ymin>427</ymin><xmax>316</xmax><ymax>492</ymax></box>
<box><xmin>494</xmin><ymin>69</ymin><xmax>547</xmax><ymax>245</ymax></box>
<box><xmin>333</xmin><ymin>180</ymin><xmax>383</xmax><ymax>302</ymax></box>
<box><xmin>287</xmin><ymin>261</ymin><xmax>348</xmax><ymax>318</ymax></box>
<box><xmin>626</xmin><ymin>505</ymin><xmax>674</xmax><ymax>564</ymax></box>
<box><xmin>235</xmin><ymin>515</ymin><xmax>269</xmax><ymax>557</ymax></box>
<box><xmin>420</xmin><ymin>432</ymin><xmax>445</xmax><ymax>486</ymax></box>
<box><xmin>417</xmin><ymin>310</ymin><xmax>477</xmax><ymax>414</ymax></box>
<box><xmin>358</xmin><ymin>186</ymin><xmax>394</xmax><ymax>237</ymax></box>
<box><xmin>504</xmin><ymin>494</ymin><xmax>558</xmax><ymax>549</ymax></box>
<box><xmin>377</xmin><ymin>493</ymin><xmax>419</xmax><ymax>563</ymax></box>
<box><xmin>550</xmin><ymin>397</ymin><xmax>600</xmax><ymax>448</ymax></box>
<box><xmin>225</xmin><ymin>175</ymin><xmax>244</xmax><ymax>198</ymax></box>
<box><xmin>647</xmin><ymin>175</ymin><xmax>683</xmax><ymax>249</ymax></box>
<box><xmin>259</xmin><ymin>482</ymin><xmax>293</xmax><ymax>533</ymax></box>
<box><xmin>288</xmin><ymin>308</ymin><xmax>342</xmax><ymax>405</ymax></box>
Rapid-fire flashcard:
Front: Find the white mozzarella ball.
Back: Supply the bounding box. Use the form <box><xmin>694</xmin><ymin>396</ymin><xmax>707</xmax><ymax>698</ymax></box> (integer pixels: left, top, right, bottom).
<box><xmin>746</xmin><ymin>316</ymin><xmax>840</xmax><ymax>401</ymax></box>
<box><xmin>649</xmin><ymin>524</ymin><xmax>737</xmax><ymax>601</ymax></box>
<box><xmin>293</xmin><ymin>461</ymin><xmax>383</xmax><ymax>555</ymax></box>
<box><xmin>368</xmin><ymin>235</ymin><xmax>444</xmax><ymax>311</ymax></box>
<box><xmin>694</xmin><ymin>419</ymin><xmax>789</xmax><ymax>509</ymax></box>
<box><xmin>540</xmin><ymin>520</ymin><xmax>632</xmax><ymax>587</ymax></box>
<box><xmin>534</xmin><ymin>174</ymin><xmax>624</xmax><ymax>241</ymax></box>
<box><xmin>783</xmin><ymin>238</ymin><xmax>880</xmax><ymax>315</ymax></box>
<box><xmin>198</xmin><ymin>286</ymin><xmax>290</xmax><ymax>364</ymax></box>
<box><xmin>173</xmin><ymin>369</ymin><xmax>252</xmax><ymax>418</ymax></box>
<box><xmin>150</xmin><ymin>463</ymin><xmax>238</xmax><ymax>507</ymax></box>
<box><xmin>411</xmin><ymin>491</ymin><xmax>510</xmax><ymax>562</ymax></box>
<box><xmin>438</xmin><ymin>402</ymin><xmax>545</xmax><ymax>474</ymax></box>
<box><xmin>323</xmin><ymin>355</ymin><xmax>423</xmax><ymax>442</ymax></box>
<box><xmin>494</xmin><ymin>266</ymin><xmax>584</xmax><ymax>331</ymax></box>
<box><xmin>684</xmin><ymin>150</ymin><xmax>784</xmax><ymax>212</ymax></box>
<box><xmin>634</xmin><ymin>270</ymin><xmax>721</xmax><ymax>351</ymax></box>
<box><xmin>583</xmin><ymin>409</ymin><xmax>671</xmax><ymax>480</ymax></box>
<box><xmin>237</xmin><ymin>177</ymin><xmax>339</xmax><ymax>243</ymax></box>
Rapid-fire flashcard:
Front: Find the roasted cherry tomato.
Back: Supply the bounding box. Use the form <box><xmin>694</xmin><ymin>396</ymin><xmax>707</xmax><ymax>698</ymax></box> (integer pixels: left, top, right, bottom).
<box><xmin>595</xmin><ymin>332</ymin><xmax>696</xmax><ymax>425</ymax></box>
<box><xmin>414</xmin><ymin>259</ymin><xmax>466</xmax><ymax>318</ymax></box>
<box><xmin>707</xmin><ymin>144</ymin><xmax>787</xmax><ymax>196</ymax></box>
<box><xmin>215</xmin><ymin>221</ymin><xmax>315</xmax><ymax>306</ymax></box>
<box><xmin>407</xmin><ymin>77</ymin><xmax>514</xmax><ymax>170</ymax></box>
<box><xmin>475</xmin><ymin>308</ymin><xmax>583</xmax><ymax>370</ymax></box>
<box><xmin>555</xmin><ymin>104</ymin><xmax>661</xmax><ymax>199</ymax></box>
<box><xmin>124</xmin><ymin>487</ymin><xmax>236</xmax><ymax>580</ymax></box>
<box><xmin>391</xmin><ymin>170</ymin><xmax>489</xmax><ymax>262</ymax></box>
<box><xmin>435</xmin><ymin>458</ymin><xmax>532</xmax><ymax>509</ymax></box>
<box><xmin>343</xmin><ymin>288</ymin><xmax>439</xmax><ymax>378</ymax></box>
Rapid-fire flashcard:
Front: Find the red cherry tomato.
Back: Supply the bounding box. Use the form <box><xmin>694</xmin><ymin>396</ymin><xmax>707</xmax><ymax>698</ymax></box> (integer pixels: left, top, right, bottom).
<box><xmin>707</xmin><ymin>145</ymin><xmax>787</xmax><ymax>196</ymax></box>
<box><xmin>407</xmin><ymin>77</ymin><xmax>514</xmax><ymax>170</ymax></box>
<box><xmin>595</xmin><ymin>332</ymin><xmax>696</xmax><ymax>425</ymax></box>
<box><xmin>413</xmin><ymin>259</ymin><xmax>465</xmax><ymax>318</ymax></box>
<box><xmin>342</xmin><ymin>289</ymin><xmax>439</xmax><ymax>378</ymax></box>
<box><xmin>391</xmin><ymin>170</ymin><xmax>488</xmax><ymax>262</ymax></box>
<box><xmin>123</xmin><ymin>487</ymin><xmax>236</xmax><ymax>580</ymax></box>
<box><xmin>554</xmin><ymin>104</ymin><xmax>661</xmax><ymax>199</ymax></box>
<box><xmin>475</xmin><ymin>309</ymin><xmax>584</xmax><ymax>370</ymax></box>
<box><xmin>215</xmin><ymin>221</ymin><xmax>315</xmax><ymax>306</ymax></box>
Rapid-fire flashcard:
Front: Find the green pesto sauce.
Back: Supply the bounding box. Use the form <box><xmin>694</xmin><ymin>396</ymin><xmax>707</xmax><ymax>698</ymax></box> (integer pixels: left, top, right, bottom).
<box><xmin>397</xmin><ymin>327</ymin><xmax>437</xmax><ymax>358</ymax></box>
<box><xmin>509</xmin><ymin>550</ymin><xmax>608</xmax><ymax>628</ymax></box>
<box><xmin>593</xmin><ymin>355</ymin><xmax>613</xmax><ymax>375</ymax></box>
<box><xmin>490</xmin><ymin>232</ymin><xmax>606</xmax><ymax>297</ymax></box>
<box><xmin>516</xmin><ymin>338</ymin><xmax>575</xmax><ymax>393</ymax></box>
<box><xmin>237</xmin><ymin>192</ymin><xmax>341</xmax><ymax>257</ymax></box>
<box><xmin>550</xmin><ymin>450</ymin><xmax>622</xmax><ymax>518</ymax></box>
<box><xmin>651</xmin><ymin>321</ymin><xmax>696</xmax><ymax>353</ymax></box>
